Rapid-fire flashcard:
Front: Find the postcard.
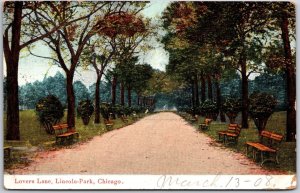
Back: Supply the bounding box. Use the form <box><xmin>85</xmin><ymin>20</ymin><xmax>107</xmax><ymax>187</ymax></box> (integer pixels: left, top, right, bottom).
<box><xmin>2</xmin><ymin>0</ymin><xmax>296</xmax><ymax>190</ymax></box>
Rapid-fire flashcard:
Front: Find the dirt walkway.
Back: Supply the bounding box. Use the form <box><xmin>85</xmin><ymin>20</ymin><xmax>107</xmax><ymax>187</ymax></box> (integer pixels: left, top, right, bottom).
<box><xmin>12</xmin><ymin>112</ymin><xmax>284</xmax><ymax>174</ymax></box>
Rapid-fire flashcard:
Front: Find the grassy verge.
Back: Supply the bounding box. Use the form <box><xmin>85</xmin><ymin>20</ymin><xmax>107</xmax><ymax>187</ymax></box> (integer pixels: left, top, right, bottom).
<box><xmin>179</xmin><ymin>111</ymin><xmax>296</xmax><ymax>174</ymax></box>
<box><xmin>3</xmin><ymin>110</ymin><xmax>146</xmax><ymax>170</ymax></box>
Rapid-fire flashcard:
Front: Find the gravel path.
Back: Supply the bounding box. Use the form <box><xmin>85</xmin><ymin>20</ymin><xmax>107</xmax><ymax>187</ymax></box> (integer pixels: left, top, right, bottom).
<box><xmin>13</xmin><ymin>112</ymin><xmax>284</xmax><ymax>174</ymax></box>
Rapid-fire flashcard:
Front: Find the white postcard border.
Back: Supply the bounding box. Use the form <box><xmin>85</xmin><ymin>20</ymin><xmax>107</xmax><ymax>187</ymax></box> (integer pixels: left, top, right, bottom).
<box><xmin>3</xmin><ymin>174</ymin><xmax>296</xmax><ymax>190</ymax></box>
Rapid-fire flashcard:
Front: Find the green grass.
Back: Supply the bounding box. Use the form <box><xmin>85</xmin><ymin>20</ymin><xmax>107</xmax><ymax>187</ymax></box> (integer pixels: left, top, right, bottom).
<box><xmin>180</xmin><ymin>111</ymin><xmax>296</xmax><ymax>174</ymax></box>
<box><xmin>3</xmin><ymin>110</ymin><xmax>145</xmax><ymax>170</ymax></box>
<box><xmin>4</xmin><ymin>111</ymin><xmax>296</xmax><ymax>173</ymax></box>
<box><xmin>4</xmin><ymin>110</ymin><xmax>144</xmax><ymax>147</ymax></box>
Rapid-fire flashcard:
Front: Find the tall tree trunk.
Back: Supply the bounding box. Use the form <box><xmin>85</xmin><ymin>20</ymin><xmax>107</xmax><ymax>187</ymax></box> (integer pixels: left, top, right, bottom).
<box><xmin>66</xmin><ymin>72</ymin><xmax>75</xmax><ymax>128</ymax></box>
<box><xmin>120</xmin><ymin>82</ymin><xmax>125</xmax><ymax>106</ymax></box>
<box><xmin>207</xmin><ymin>75</ymin><xmax>213</xmax><ymax>100</ymax></box>
<box><xmin>127</xmin><ymin>86</ymin><xmax>132</xmax><ymax>107</ymax></box>
<box><xmin>143</xmin><ymin>97</ymin><xmax>146</xmax><ymax>107</ymax></box>
<box><xmin>191</xmin><ymin>80</ymin><xmax>195</xmax><ymax>116</ymax></box>
<box><xmin>194</xmin><ymin>74</ymin><xmax>200</xmax><ymax>107</ymax></box>
<box><xmin>200</xmin><ymin>73</ymin><xmax>206</xmax><ymax>103</ymax></box>
<box><xmin>5</xmin><ymin>2</ymin><xmax>23</xmax><ymax>140</ymax></box>
<box><xmin>281</xmin><ymin>12</ymin><xmax>296</xmax><ymax>141</ymax></box>
<box><xmin>240</xmin><ymin>50</ymin><xmax>249</xmax><ymax>128</ymax></box>
<box><xmin>111</xmin><ymin>75</ymin><xmax>117</xmax><ymax>106</ymax></box>
<box><xmin>137</xmin><ymin>95</ymin><xmax>140</xmax><ymax>106</ymax></box>
<box><xmin>94</xmin><ymin>73</ymin><xmax>101</xmax><ymax>124</ymax></box>
<box><xmin>215</xmin><ymin>79</ymin><xmax>226</xmax><ymax>122</ymax></box>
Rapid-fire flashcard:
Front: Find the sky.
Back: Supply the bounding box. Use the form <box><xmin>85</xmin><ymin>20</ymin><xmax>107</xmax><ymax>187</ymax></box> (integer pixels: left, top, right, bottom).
<box><xmin>3</xmin><ymin>1</ymin><xmax>171</xmax><ymax>87</ymax></box>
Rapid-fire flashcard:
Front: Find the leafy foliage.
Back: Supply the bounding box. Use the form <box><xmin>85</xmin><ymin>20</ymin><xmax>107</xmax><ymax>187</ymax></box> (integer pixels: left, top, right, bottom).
<box><xmin>77</xmin><ymin>100</ymin><xmax>94</xmax><ymax>125</ymax></box>
<box><xmin>100</xmin><ymin>103</ymin><xmax>111</xmax><ymax>120</ymax></box>
<box><xmin>222</xmin><ymin>97</ymin><xmax>242</xmax><ymax>123</ymax></box>
<box><xmin>199</xmin><ymin>100</ymin><xmax>218</xmax><ymax>119</ymax></box>
<box><xmin>97</xmin><ymin>12</ymin><xmax>146</xmax><ymax>38</ymax></box>
<box><xmin>249</xmin><ymin>92</ymin><xmax>277</xmax><ymax>133</ymax></box>
<box><xmin>35</xmin><ymin>95</ymin><xmax>64</xmax><ymax>134</ymax></box>
<box><xmin>74</xmin><ymin>81</ymin><xmax>90</xmax><ymax>107</ymax></box>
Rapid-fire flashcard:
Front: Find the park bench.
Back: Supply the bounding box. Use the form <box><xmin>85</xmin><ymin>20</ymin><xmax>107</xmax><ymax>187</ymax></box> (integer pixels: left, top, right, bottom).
<box><xmin>246</xmin><ymin>130</ymin><xmax>284</xmax><ymax>166</ymax></box>
<box><xmin>53</xmin><ymin>123</ymin><xmax>79</xmax><ymax>145</ymax></box>
<box><xmin>199</xmin><ymin>118</ymin><xmax>212</xmax><ymax>130</ymax></box>
<box><xmin>132</xmin><ymin>112</ymin><xmax>138</xmax><ymax>121</ymax></box>
<box><xmin>104</xmin><ymin>119</ymin><xmax>114</xmax><ymax>130</ymax></box>
<box><xmin>218</xmin><ymin>123</ymin><xmax>241</xmax><ymax>144</ymax></box>
<box><xmin>120</xmin><ymin>114</ymin><xmax>129</xmax><ymax>123</ymax></box>
<box><xmin>189</xmin><ymin>115</ymin><xmax>198</xmax><ymax>123</ymax></box>
<box><xmin>4</xmin><ymin>146</ymin><xmax>12</xmax><ymax>162</ymax></box>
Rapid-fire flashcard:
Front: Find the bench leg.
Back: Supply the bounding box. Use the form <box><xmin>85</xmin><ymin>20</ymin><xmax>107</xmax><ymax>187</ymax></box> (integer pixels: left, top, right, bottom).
<box><xmin>4</xmin><ymin>148</ymin><xmax>11</xmax><ymax>162</ymax></box>
<box><xmin>275</xmin><ymin>153</ymin><xmax>280</xmax><ymax>164</ymax></box>
<box><xmin>67</xmin><ymin>135</ymin><xmax>74</xmax><ymax>144</ymax></box>
<box><xmin>74</xmin><ymin>133</ymin><xmax>79</xmax><ymax>142</ymax></box>
<box><xmin>218</xmin><ymin>133</ymin><xmax>225</xmax><ymax>143</ymax></box>
<box><xmin>56</xmin><ymin>137</ymin><xmax>61</xmax><ymax>145</ymax></box>
<box><xmin>259</xmin><ymin>151</ymin><xmax>279</xmax><ymax>166</ymax></box>
<box><xmin>218</xmin><ymin>134</ymin><xmax>222</xmax><ymax>142</ymax></box>
<box><xmin>246</xmin><ymin>145</ymin><xmax>250</xmax><ymax>157</ymax></box>
<box><xmin>260</xmin><ymin>151</ymin><xmax>265</xmax><ymax>166</ymax></box>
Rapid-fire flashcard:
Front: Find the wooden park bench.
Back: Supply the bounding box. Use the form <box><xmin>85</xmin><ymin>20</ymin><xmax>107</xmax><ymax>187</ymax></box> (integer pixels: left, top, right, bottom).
<box><xmin>53</xmin><ymin>124</ymin><xmax>79</xmax><ymax>145</ymax></box>
<box><xmin>120</xmin><ymin>114</ymin><xmax>129</xmax><ymax>123</ymax></box>
<box><xmin>246</xmin><ymin>130</ymin><xmax>284</xmax><ymax>166</ymax></box>
<box><xmin>189</xmin><ymin>115</ymin><xmax>198</xmax><ymax>123</ymax></box>
<box><xmin>199</xmin><ymin>118</ymin><xmax>212</xmax><ymax>130</ymax></box>
<box><xmin>132</xmin><ymin>112</ymin><xmax>138</xmax><ymax>121</ymax></box>
<box><xmin>4</xmin><ymin>146</ymin><xmax>12</xmax><ymax>162</ymax></box>
<box><xmin>104</xmin><ymin>119</ymin><xmax>114</xmax><ymax>130</ymax></box>
<box><xmin>218</xmin><ymin>123</ymin><xmax>241</xmax><ymax>144</ymax></box>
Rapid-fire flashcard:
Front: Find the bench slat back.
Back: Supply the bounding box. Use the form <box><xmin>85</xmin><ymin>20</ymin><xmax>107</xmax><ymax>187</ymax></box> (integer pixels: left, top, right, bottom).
<box><xmin>104</xmin><ymin>119</ymin><xmax>113</xmax><ymax>124</ymax></box>
<box><xmin>270</xmin><ymin>133</ymin><xmax>284</xmax><ymax>142</ymax></box>
<box><xmin>227</xmin><ymin>124</ymin><xmax>241</xmax><ymax>135</ymax></box>
<box><xmin>53</xmin><ymin>124</ymin><xmax>69</xmax><ymax>135</ymax></box>
<box><xmin>260</xmin><ymin>130</ymin><xmax>284</xmax><ymax>150</ymax></box>
<box><xmin>52</xmin><ymin>125</ymin><xmax>62</xmax><ymax>130</ymax></box>
<box><xmin>204</xmin><ymin>118</ymin><xmax>212</xmax><ymax>125</ymax></box>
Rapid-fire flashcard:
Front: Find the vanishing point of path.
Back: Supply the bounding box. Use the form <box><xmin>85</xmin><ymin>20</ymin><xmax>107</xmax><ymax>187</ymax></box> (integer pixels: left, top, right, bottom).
<box><xmin>12</xmin><ymin>112</ymin><xmax>284</xmax><ymax>175</ymax></box>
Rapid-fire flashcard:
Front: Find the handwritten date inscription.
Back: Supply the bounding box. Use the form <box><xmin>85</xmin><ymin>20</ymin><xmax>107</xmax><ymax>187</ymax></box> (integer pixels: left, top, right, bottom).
<box><xmin>157</xmin><ymin>175</ymin><xmax>275</xmax><ymax>189</ymax></box>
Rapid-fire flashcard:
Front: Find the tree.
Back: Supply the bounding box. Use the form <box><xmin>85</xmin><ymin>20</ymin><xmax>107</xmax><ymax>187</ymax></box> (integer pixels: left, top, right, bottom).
<box><xmin>199</xmin><ymin>100</ymin><xmax>218</xmax><ymax>120</ymax></box>
<box><xmin>86</xmin><ymin>40</ymin><xmax>115</xmax><ymax>123</ymax></box>
<box><xmin>267</xmin><ymin>2</ymin><xmax>296</xmax><ymax>141</ymax></box>
<box><xmin>106</xmin><ymin>13</ymin><xmax>153</xmax><ymax>107</ymax></box>
<box><xmin>222</xmin><ymin>97</ymin><xmax>242</xmax><ymax>123</ymax></box>
<box><xmin>35</xmin><ymin>95</ymin><xmax>64</xmax><ymax>134</ymax></box>
<box><xmin>30</xmin><ymin>2</ymin><xmax>116</xmax><ymax>128</ymax></box>
<box><xmin>116</xmin><ymin>58</ymin><xmax>154</xmax><ymax>107</ymax></box>
<box><xmin>80</xmin><ymin>1</ymin><xmax>148</xmax><ymax>122</ymax></box>
<box><xmin>73</xmin><ymin>81</ymin><xmax>90</xmax><ymax>107</ymax></box>
<box><xmin>18</xmin><ymin>72</ymin><xmax>67</xmax><ymax>109</ymax></box>
<box><xmin>249</xmin><ymin>92</ymin><xmax>277</xmax><ymax>136</ymax></box>
<box><xmin>3</xmin><ymin>1</ymin><xmax>102</xmax><ymax>140</ymax></box>
<box><xmin>77</xmin><ymin>99</ymin><xmax>94</xmax><ymax>125</ymax></box>
<box><xmin>163</xmin><ymin>2</ymin><xmax>272</xmax><ymax>128</ymax></box>
<box><xmin>3</xmin><ymin>78</ymin><xmax>7</xmax><ymax>112</ymax></box>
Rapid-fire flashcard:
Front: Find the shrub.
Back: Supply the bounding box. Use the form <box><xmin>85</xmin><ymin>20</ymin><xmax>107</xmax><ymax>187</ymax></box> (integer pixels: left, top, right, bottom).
<box><xmin>132</xmin><ymin>106</ymin><xmax>146</xmax><ymax>114</ymax></box>
<box><xmin>77</xmin><ymin>99</ymin><xmax>94</xmax><ymax>125</ymax></box>
<box><xmin>100</xmin><ymin>103</ymin><xmax>111</xmax><ymax>120</ymax></box>
<box><xmin>35</xmin><ymin>95</ymin><xmax>64</xmax><ymax>134</ymax></box>
<box><xmin>222</xmin><ymin>97</ymin><xmax>242</xmax><ymax>123</ymax></box>
<box><xmin>249</xmin><ymin>92</ymin><xmax>277</xmax><ymax>134</ymax></box>
<box><xmin>199</xmin><ymin>100</ymin><xmax>218</xmax><ymax>120</ymax></box>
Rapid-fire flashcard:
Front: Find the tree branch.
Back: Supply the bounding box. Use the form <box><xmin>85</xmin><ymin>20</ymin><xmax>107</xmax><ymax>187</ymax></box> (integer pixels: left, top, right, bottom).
<box><xmin>20</xmin><ymin>2</ymin><xmax>108</xmax><ymax>50</ymax></box>
<box><xmin>27</xmin><ymin>46</ymin><xmax>60</xmax><ymax>64</ymax></box>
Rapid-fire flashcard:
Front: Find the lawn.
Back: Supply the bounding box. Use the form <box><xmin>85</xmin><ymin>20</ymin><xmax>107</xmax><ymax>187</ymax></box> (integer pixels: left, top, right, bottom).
<box><xmin>180</xmin><ymin>111</ymin><xmax>296</xmax><ymax>174</ymax></box>
<box><xmin>3</xmin><ymin>110</ymin><xmax>145</xmax><ymax>169</ymax></box>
